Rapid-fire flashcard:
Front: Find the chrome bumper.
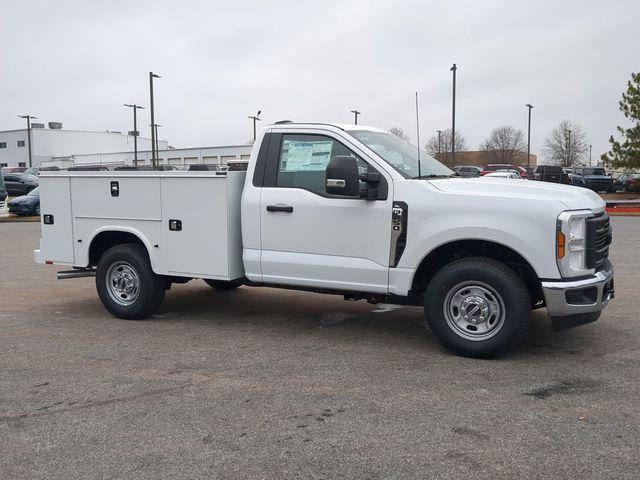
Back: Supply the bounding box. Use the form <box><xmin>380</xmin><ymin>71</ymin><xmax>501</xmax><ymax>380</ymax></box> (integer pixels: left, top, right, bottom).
<box><xmin>541</xmin><ymin>260</ymin><xmax>614</xmax><ymax>318</ymax></box>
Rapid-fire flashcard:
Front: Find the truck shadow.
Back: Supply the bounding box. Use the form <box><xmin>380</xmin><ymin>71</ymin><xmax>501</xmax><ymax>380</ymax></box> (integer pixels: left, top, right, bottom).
<box><xmin>156</xmin><ymin>282</ymin><xmax>596</xmax><ymax>359</ymax></box>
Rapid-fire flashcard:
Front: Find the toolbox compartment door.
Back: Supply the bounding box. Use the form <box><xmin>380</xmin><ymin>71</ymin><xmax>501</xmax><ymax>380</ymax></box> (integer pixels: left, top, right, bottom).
<box><xmin>39</xmin><ymin>176</ymin><xmax>75</xmax><ymax>264</ymax></box>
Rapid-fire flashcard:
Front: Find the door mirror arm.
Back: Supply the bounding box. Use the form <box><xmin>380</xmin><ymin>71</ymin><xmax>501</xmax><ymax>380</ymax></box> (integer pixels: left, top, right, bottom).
<box><xmin>360</xmin><ymin>171</ymin><xmax>382</xmax><ymax>200</ymax></box>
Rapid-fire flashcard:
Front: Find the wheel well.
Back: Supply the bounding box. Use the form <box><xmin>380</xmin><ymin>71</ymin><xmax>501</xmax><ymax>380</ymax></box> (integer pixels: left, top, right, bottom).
<box><xmin>89</xmin><ymin>231</ymin><xmax>147</xmax><ymax>266</ymax></box>
<box><xmin>411</xmin><ymin>240</ymin><xmax>544</xmax><ymax>307</ymax></box>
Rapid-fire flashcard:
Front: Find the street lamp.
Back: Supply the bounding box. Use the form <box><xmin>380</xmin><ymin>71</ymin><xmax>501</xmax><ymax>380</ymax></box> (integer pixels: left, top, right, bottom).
<box><xmin>350</xmin><ymin>109</ymin><xmax>361</xmax><ymax>125</ymax></box>
<box><xmin>565</xmin><ymin>129</ymin><xmax>572</xmax><ymax>167</ymax></box>
<box><xmin>525</xmin><ymin>104</ymin><xmax>533</xmax><ymax>167</ymax></box>
<box><xmin>18</xmin><ymin>115</ymin><xmax>37</xmax><ymax>168</ymax></box>
<box><xmin>450</xmin><ymin>63</ymin><xmax>457</xmax><ymax>167</ymax></box>
<box><xmin>149</xmin><ymin>72</ymin><xmax>161</xmax><ymax>169</ymax></box>
<box><xmin>152</xmin><ymin>124</ymin><xmax>162</xmax><ymax>158</ymax></box>
<box><xmin>248</xmin><ymin>110</ymin><xmax>262</xmax><ymax>142</ymax></box>
<box><xmin>124</xmin><ymin>104</ymin><xmax>144</xmax><ymax>164</ymax></box>
<box><xmin>437</xmin><ymin>130</ymin><xmax>443</xmax><ymax>161</ymax></box>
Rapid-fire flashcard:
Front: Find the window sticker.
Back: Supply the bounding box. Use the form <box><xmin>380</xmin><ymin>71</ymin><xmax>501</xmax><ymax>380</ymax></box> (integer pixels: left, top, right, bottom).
<box><xmin>280</xmin><ymin>139</ymin><xmax>334</xmax><ymax>172</ymax></box>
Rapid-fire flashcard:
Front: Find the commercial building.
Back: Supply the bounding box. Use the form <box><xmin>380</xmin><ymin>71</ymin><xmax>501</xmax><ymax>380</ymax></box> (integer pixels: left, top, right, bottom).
<box><xmin>0</xmin><ymin>124</ymin><xmax>166</xmax><ymax>168</ymax></box>
<box><xmin>435</xmin><ymin>150</ymin><xmax>538</xmax><ymax>167</ymax></box>
<box><xmin>54</xmin><ymin>144</ymin><xmax>253</xmax><ymax>169</ymax></box>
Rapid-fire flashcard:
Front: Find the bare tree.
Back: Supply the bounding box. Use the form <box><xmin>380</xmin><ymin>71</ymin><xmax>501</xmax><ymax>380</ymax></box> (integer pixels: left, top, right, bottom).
<box><xmin>425</xmin><ymin>129</ymin><xmax>467</xmax><ymax>164</ymax></box>
<box><xmin>480</xmin><ymin>126</ymin><xmax>526</xmax><ymax>164</ymax></box>
<box><xmin>389</xmin><ymin>126</ymin><xmax>410</xmax><ymax>142</ymax></box>
<box><xmin>542</xmin><ymin>120</ymin><xmax>589</xmax><ymax>167</ymax></box>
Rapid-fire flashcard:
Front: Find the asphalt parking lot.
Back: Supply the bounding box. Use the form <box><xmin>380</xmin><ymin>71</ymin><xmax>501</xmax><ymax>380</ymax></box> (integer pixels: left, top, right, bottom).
<box><xmin>1</xmin><ymin>219</ymin><xmax>639</xmax><ymax>479</ymax></box>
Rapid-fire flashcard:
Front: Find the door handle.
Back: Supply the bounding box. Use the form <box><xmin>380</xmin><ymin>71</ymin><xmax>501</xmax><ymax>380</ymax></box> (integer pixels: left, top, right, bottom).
<box><xmin>266</xmin><ymin>205</ymin><xmax>294</xmax><ymax>213</ymax></box>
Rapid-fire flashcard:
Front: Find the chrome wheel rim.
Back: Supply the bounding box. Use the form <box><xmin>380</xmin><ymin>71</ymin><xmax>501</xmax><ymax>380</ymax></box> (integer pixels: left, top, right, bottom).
<box><xmin>106</xmin><ymin>261</ymin><xmax>140</xmax><ymax>306</ymax></box>
<box><xmin>443</xmin><ymin>281</ymin><xmax>506</xmax><ymax>341</ymax></box>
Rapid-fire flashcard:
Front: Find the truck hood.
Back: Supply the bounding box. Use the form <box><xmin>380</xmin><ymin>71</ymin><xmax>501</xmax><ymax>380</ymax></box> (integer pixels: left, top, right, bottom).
<box><xmin>428</xmin><ymin>178</ymin><xmax>605</xmax><ymax>211</ymax></box>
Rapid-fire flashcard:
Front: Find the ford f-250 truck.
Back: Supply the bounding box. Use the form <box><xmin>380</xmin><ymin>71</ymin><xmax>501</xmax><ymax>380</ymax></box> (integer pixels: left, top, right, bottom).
<box><xmin>34</xmin><ymin>122</ymin><xmax>614</xmax><ymax>357</ymax></box>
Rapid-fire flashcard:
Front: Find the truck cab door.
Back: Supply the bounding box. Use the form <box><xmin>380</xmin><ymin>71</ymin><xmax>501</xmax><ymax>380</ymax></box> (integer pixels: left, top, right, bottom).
<box><xmin>258</xmin><ymin>132</ymin><xmax>393</xmax><ymax>293</ymax></box>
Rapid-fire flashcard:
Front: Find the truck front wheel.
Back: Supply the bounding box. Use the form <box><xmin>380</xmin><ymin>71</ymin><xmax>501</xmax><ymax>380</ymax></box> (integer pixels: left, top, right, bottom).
<box><xmin>96</xmin><ymin>243</ymin><xmax>166</xmax><ymax>320</ymax></box>
<box><xmin>424</xmin><ymin>257</ymin><xmax>531</xmax><ymax>357</ymax></box>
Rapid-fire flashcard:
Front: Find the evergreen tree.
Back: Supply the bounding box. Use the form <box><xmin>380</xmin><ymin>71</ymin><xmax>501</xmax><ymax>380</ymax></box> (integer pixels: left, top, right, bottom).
<box><xmin>602</xmin><ymin>72</ymin><xmax>640</xmax><ymax>169</ymax></box>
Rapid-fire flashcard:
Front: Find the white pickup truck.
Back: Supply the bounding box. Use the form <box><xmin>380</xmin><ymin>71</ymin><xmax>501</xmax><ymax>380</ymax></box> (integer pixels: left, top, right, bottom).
<box><xmin>35</xmin><ymin>122</ymin><xmax>614</xmax><ymax>357</ymax></box>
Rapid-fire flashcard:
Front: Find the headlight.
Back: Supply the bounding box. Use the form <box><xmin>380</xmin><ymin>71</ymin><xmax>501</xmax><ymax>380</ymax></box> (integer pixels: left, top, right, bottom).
<box><xmin>556</xmin><ymin>210</ymin><xmax>594</xmax><ymax>278</ymax></box>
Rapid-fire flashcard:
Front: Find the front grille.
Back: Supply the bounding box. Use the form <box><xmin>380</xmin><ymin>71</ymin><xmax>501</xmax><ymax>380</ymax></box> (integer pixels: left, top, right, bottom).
<box><xmin>586</xmin><ymin>180</ymin><xmax>611</xmax><ymax>190</ymax></box>
<box><xmin>585</xmin><ymin>213</ymin><xmax>612</xmax><ymax>269</ymax></box>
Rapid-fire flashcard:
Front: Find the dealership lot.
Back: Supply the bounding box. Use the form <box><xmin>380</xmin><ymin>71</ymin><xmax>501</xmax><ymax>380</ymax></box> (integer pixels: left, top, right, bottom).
<box><xmin>1</xmin><ymin>220</ymin><xmax>639</xmax><ymax>479</ymax></box>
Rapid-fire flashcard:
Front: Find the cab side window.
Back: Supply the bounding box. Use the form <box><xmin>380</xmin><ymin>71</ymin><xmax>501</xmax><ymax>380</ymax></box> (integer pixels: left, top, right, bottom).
<box><xmin>276</xmin><ymin>134</ymin><xmax>370</xmax><ymax>197</ymax></box>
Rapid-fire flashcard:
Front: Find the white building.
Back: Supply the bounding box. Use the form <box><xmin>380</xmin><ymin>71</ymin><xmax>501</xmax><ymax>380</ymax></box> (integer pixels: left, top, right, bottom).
<box><xmin>51</xmin><ymin>144</ymin><xmax>253</xmax><ymax>169</ymax></box>
<box><xmin>0</xmin><ymin>125</ymin><xmax>167</xmax><ymax>168</ymax></box>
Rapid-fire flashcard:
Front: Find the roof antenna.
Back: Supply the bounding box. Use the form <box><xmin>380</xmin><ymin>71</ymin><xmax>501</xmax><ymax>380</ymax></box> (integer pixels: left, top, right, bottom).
<box><xmin>415</xmin><ymin>91</ymin><xmax>421</xmax><ymax>179</ymax></box>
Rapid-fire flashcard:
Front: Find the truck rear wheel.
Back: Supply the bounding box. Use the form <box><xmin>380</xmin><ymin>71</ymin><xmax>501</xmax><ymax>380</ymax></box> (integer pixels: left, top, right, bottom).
<box><xmin>424</xmin><ymin>257</ymin><xmax>531</xmax><ymax>358</ymax></box>
<box><xmin>96</xmin><ymin>243</ymin><xmax>165</xmax><ymax>320</ymax></box>
<box><xmin>203</xmin><ymin>279</ymin><xmax>242</xmax><ymax>290</ymax></box>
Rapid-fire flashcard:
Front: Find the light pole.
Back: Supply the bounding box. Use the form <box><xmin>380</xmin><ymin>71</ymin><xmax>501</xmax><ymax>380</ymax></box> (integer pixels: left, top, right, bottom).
<box><xmin>124</xmin><ymin>104</ymin><xmax>144</xmax><ymax>164</ymax></box>
<box><xmin>18</xmin><ymin>115</ymin><xmax>37</xmax><ymax>168</ymax></box>
<box><xmin>350</xmin><ymin>109</ymin><xmax>361</xmax><ymax>125</ymax></box>
<box><xmin>566</xmin><ymin>129</ymin><xmax>572</xmax><ymax>167</ymax></box>
<box><xmin>248</xmin><ymin>110</ymin><xmax>262</xmax><ymax>142</ymax></box>
<box><xmin>153</xmin><ymin>124</ymin><xmax>162</xmax><ymax>158</ymax></box>
<box><xmin>149</xmin><ymin>72</ymin><xmax>161</xmax><ymax>169</ymax></box>
<box><xmin>450</xmin><ymin>63</ymin><xmax>457</xmax><ymax>167</ymax></box>
<box><xmin>437</xmin><ymin>130</ymin><xmax>443</xmax><ymax>162</ymax></box>
<box><xmin>589</xmin><ymin>144</ymin><xmax>592</xmax><ymax>166</ymax></box>
<box><xmin>525</xmin><ymin>104</ymin><xmax>533</xmax><ymax>167</ymax></box>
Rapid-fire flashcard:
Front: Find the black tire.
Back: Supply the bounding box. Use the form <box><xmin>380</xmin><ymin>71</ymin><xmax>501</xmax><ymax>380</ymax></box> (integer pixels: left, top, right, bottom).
<box><xmin>203</xmin><ymin>279</ymin><xmax>242</xmax><ymax>290</ymax></box>
<box><xmin>424</xmin><ymin>257</ymin><xmax>531</xmax><ymax>358</ymax></box>
<box><xmin>96</xmin><ymin>243</ymin><xmax>166</xmax><ymax>320</ymax></box>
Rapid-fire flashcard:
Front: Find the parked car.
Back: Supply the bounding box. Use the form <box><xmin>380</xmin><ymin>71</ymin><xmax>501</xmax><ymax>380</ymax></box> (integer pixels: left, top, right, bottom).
<box><xmin>8</xmin><ymin>186</ymin><xmax>40</xmax><ymax>216</ymax></box>
<box><xmin>68</xmin><ymin>165</ymin><xmax>110</xmax><ymax>171</ymax></box>
<box><xmin>35</xmin><ymin>122</ymin><xmax>614</xmax><ymax>357</ymax></box>
<box><xmin>3</xmin><ymin>172</ymin><xmax>39</xmax><ymax>196</ymax></box>
<box><xmin>226</xmin><ymin>160</ymin><xmax>249</xmax><ymax>171</ymax></box>
<box><xmin>531</xmin><ymin>165</ymin><xmax>572</xmax><ymax>184</ymax></box>
<box><xmin>2</xmin><ymin>166</ymin><xmax>28</xmax><ymax>173</ymax></box>
<box><xmin>480</xmin><ymin>164</ymin><xmax>527</xmax><ymax>177</ymax></box>
<box><xmin>614</xmin><ymin>172</ymin><xmax>640</xmax><ymax>193</ymax></box>
<box><xmin>0</xmin><ymin>172</ymin><xmax>7</xmax><ymax>209</ymax></box>
<box><xmin>188</xmin><ymin>164</ymin><xmax>220</xmax><ymax>171</ymax></box>
<box><xmin>23</xmin><ymin>167</ymin><xmax>39</xmax><ymax>176</ymax></box>
<box><xmin>114</xmin><ymin>165</ymin><xmax>179</xmax><ymax>171</ymax></box>
<box><xmin>570</xmin><ymin>167</ymin><xmax>614</xmax><ymax>192</ymax></box>
<box><xmin>453</xmin><ymin>165</ymin><xmax>482</xmax><ymax>177</ymax></box>
<box><xmin>482</xmin><ymin>171</ymin><xmax>521</xmax><ymax>179</ymax></box>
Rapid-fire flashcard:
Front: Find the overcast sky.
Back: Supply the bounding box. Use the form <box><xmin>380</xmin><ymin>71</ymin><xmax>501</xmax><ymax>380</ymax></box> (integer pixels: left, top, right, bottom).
<box><xmin>2</xmin><ymin>0</ymin><xmax>638</xmax><ymax>162</ymax></box>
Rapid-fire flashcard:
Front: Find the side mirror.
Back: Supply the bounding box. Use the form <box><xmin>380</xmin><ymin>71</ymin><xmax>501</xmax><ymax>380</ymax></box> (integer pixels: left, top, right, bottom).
<box><xmin>326</xmin><ymin>156</ymin><xmax>360</xmax><ymax>196</ymax></box>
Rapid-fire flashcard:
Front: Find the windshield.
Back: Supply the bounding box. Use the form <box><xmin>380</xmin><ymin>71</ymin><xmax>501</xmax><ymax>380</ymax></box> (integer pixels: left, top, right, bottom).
<box><xmin>347</xmin><ymin>130</ymin><xmax>453</xmax><ymax>178</ymax></box>
<box><xmin>583</xmin><ymin>168</ymin><xmax>607</xmax><ymax>175</ymax></box>
<box><xmin>21</xmin><ymin>174</ymin><xmax>39</xmax><ymax>182</ymax></box>
<box><xmin>28</xmin><ymin>187</ymin><xmax>39</xmax><ymax>196</ymax></box>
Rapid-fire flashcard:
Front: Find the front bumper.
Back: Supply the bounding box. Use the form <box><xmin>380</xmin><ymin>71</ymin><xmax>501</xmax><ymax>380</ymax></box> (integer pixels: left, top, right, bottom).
<box><xmin>8</xmin><ymin>203</ymin><xmax>33</xmax><ymax>214</ymax></box>
<box><xmin>541</xmin><ymin>260</ymin><xmax>614</xmax><ymax>331</ymax></box>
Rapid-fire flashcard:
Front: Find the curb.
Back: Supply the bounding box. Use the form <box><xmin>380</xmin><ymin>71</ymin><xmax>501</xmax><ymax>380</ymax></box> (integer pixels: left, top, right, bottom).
<box><xmin>0</xmin><ymin>215</ymin><xmax>40</xmax><ymax>223</ymax></box>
